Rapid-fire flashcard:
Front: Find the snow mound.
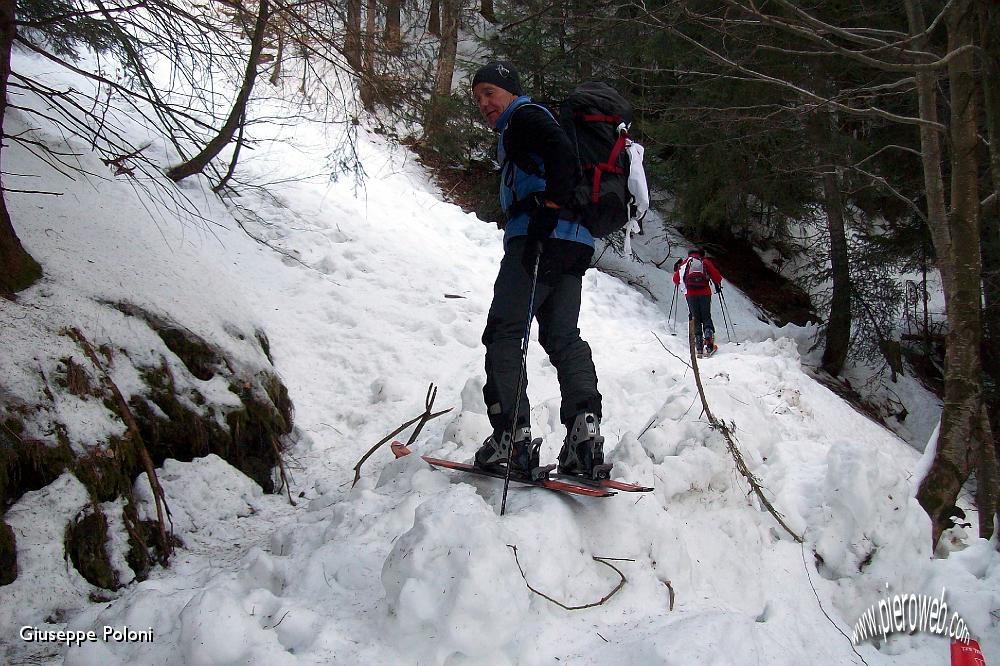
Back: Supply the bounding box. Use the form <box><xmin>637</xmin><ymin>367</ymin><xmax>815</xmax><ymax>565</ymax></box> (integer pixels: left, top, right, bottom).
<box><xmin>381</xmin><ymin>485</ymin><xmax>529</xmax><ymax>663</ymax></box>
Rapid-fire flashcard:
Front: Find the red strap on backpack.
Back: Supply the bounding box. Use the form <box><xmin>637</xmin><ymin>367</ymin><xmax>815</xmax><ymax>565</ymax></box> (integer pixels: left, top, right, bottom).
<box><xmin>580</xmin><ymin>113</ymin><xmax>623</xmax><ymax>124</ymax></box>
<box><xmin>589</xmin><ymin>130</ymin><xmax>629</xmax><ymax>203</ymax></box>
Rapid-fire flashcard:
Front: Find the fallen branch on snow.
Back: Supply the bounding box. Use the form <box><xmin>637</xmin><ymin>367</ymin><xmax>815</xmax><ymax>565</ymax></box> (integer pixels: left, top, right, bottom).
<box><xmin>271</xmin><ymin>435</ymin><xmax>296</xmax><ymax>506</ymax></box>
<box><xmin>351</xmin><ymin>382</ymin><xmax>451</xmax><ymax>487</ymax></box>
<box><xmin>686</xmin><ymin>320</ymin><xmax>803</xmax><ymax>543</ymax></box>
<box><xmin>68</xmin><ymin>327</ymin><xmax>175</xmax><ymax>563</ymax></box>
<box><xmin>507</xmin><ymin>544</ymin><xmax>627</xmax><ymax>611</ymax></box>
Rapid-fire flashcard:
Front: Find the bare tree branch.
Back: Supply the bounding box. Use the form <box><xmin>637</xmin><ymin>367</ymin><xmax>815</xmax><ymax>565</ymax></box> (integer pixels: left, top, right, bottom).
<box><xmin>507</xmin><ymin>544</ymin><xmax>627</xmax><ymax>611</ymax></box>
<box><xmin>351</xmin><ymin>383</ymin><xmax>452</xmax><ymax>487</ymax></box>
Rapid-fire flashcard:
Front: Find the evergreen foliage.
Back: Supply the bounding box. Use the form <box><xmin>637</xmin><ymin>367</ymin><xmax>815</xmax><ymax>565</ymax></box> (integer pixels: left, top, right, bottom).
<box><xmin>17</xmin><ymin>0</ymin><xmax>122</xmax><ymax>60</ymax></box>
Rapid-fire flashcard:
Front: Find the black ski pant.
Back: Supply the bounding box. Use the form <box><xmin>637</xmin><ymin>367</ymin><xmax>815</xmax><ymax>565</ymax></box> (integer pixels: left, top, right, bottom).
<box><xmin>482</xmin><ymin>237</ymin><xmax>601</xmax><ymax>435</ymax></box>
<box><xmin>686</xmin><ymin>294</ymin><xmax>716</xmax><ymax>349</ymax></box>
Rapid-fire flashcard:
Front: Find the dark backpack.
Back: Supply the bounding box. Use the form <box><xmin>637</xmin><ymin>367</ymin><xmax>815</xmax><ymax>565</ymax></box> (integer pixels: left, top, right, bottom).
<box><xmin>558</xmin><ymin>82</ymin><xmax>638</xmax><ymax>238</ymax></box>
<box><xmin>683</xmin><ymin>257</ymin><xmax>709</xmax><ymax>289</ymax></box>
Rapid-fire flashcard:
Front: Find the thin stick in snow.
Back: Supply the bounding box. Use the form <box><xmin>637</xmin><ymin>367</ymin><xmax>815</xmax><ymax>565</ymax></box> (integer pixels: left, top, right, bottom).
<box><xmin>68</xmin><ymin>327</ymin><xmax>174</xmax><ymax>563</ymax></box>
<box><xmin>271</xmin><ymin>435</ymin><xmax>295</xmax><ymax>506</ymax></box>
<box><xmin>685</xmin><ymin>320</ymin><xmax>803</xmax><ymax>543</ymax></box>
<box><xmin>351</xmin><ymin>382</ymin><xmax>451</xmax><ymax>487</ymax></box>
<box><xmin>507</xmin><ymin>544</ymin><xmax>627</xmax><ymax>611</ymax></box>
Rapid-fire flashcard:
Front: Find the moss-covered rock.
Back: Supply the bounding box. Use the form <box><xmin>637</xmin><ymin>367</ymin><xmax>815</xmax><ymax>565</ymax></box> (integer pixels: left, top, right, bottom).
<box><xmin>123</xmin><ymin>506</ymin><xmax>157</xmax><ymax>581</ymax></box>
<box><xmin>66</xmin><ymin>508</ymin><xmax>118</xmax><ymax>591</ymax></box>
<box><xmin>2</xmin><ymin>305</ymin><xmax>294</xmax><ymax>586</ymax></box>
<box><xmin>109</xmin><ymin>303</ymin><xmax>225</xmax><ymax>381</ymax></box>
<box><xmin>73</xmin><ymin>440</ymin><xmax>135</xmax><ymax>503</ymax></box>
<box><xmin>127</xmin><ymin>361</ymin><xmax>291</xmax><ymax>492</ymax></box>
<box><xmin>0</xmin><ymin>423</ymin><xmax>74</xmax><ymax>510</ymax></box>
<box><xmin>0</xmin><ymin>519</ymin><xmax>16</xmax><ymax>585</ymax></box>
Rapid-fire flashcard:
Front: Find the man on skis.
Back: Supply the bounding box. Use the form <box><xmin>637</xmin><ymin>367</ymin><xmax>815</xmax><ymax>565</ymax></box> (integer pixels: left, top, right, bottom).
<box><xmin>470</xmin><ymin>61</ymin><xmax>608</xmax><ymax>481</ymax></box>
<box><xmin>673</xmin><ymin>249</ymin><xmax>724</xmax><ymax>358</ymax></box>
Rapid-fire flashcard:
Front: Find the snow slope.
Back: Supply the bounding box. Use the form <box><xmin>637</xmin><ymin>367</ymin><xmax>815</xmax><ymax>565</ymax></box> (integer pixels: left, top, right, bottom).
<box><xmin>1</xmin><ymin>49</ymin><xmax>997</xmax><ymax>665</ymax></box>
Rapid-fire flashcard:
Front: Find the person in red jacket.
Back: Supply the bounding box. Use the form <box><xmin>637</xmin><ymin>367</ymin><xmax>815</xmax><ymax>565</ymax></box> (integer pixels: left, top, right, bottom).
<box><xmin>672</xmin><ymin>249</ymin><xmax>724</xmax><ymax>357</ymax></box>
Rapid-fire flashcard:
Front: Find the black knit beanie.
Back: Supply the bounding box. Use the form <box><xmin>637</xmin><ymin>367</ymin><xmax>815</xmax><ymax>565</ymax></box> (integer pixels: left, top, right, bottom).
<box><xmin>471</xmin><ymin>62</ymin><xmax>523</xmax><ymax>97</ymax></box>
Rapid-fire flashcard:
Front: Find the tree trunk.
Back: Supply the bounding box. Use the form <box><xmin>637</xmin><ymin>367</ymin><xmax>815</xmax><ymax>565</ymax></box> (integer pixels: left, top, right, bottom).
<box><xmin>0</xmin><ymin>0</ymin><xmax>42</xmax><ymax>296</ymax></box>
<box><xmin>428</xmin><ymin>0</ymin><xmax>440</xmax><ymax>37</ymax></box>
<box><xmin>346</xmin><ymin>0</ymin><xmax>362</xmax><ymax>70</ymax></box>
<box><xmin>166</xmin><ymin>0</ymin><xmax>269</xmax><ymax>182</ymax></box>
<box><xmin>433</xmin><ymin>0</ymin><xmax>457</xmax><ymax>99</ymax></box>
<box><xmin>425</xmin><ymin>0</ymin><xmax>457</xmax><ymax>139</ymax></box>
<box><xmin>298</xmin><ymin>39</ymin><xmax>308</xmax><ymax>94</ymax></box>
<box><xmin>974</xmin><ymin>0</ymin><xmax>1000</xmax><ymax>481</ymax></box>
<box><xmin>570</xmin><ymin>1</ymin><xmax>594</xmax><ymax>80</ymax></box>
<box><xmin>385</xmin><ymin>0</ymin><xmax>401</xmax><ymax>53</ymax></box>
<box><xmin>359</xmin><ymin>0</ymin><xmax>377</xmax><ymax>110</ymax></box>
<box><xmin>808</xmin><ymin>111</ymin><xmax>851</xmax><ymax>377</ymax></box>
<box><xmin>480</xmin><ymin>0</ymin><xmax>497</xmax><ymax>23</ymax></box>
<box><xmin>911</xmin><ymin>0</ymin><xmax>999</xmax><ymax>546</ymax></box>
<box><xmin>269</xmin><ymin>28</ymin><xmax>283</xmax><ymax>86</ymax></box>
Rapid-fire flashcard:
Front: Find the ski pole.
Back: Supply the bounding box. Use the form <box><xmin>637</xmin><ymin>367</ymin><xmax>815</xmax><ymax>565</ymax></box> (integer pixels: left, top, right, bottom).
<box><xmin>674</xmin><ymin>288</ymin><xmax>682</xmax><ymax>334</ymax></box>
<box><xmin>501</xmin><ymin>241</ymin><xmax>541</xmax><ymax>516</ymax></box>
<box><xmin>717</xmin><ymin>287</ymin><xmax>732</xmax><ymax>343</ymax></box>
<box><xmin>719</xmin><ymin>289</ymin><xmax>737</xmax><ymax>343</ymax></box>
<box><xmin>667</xmin><ymin>285</ymin><xmax>678</xmax><ymax>334</ymax></box>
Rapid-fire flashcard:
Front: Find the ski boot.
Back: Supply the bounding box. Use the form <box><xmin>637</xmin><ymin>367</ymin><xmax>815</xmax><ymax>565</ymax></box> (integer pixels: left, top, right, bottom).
<box><xmin>704</xmin><ymin>336</ymin><xmax>718</xmax><ymax>357</ymax></box>
<box><xmin>475</xmin><ymin>427</ymin><xmax>552</xmax><ymax>481</ymax></box>
<box><xmin>557</xmin><ymin>412</ymin><xmax>612</xmax><ymax>481</ymax></box>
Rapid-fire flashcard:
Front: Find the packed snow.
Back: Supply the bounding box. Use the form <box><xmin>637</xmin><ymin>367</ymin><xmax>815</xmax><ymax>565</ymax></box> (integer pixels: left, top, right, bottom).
<box><xmin>1</xmin><ymin>48</ymin><xmax>997</xmax><ymax>666</ymax></box>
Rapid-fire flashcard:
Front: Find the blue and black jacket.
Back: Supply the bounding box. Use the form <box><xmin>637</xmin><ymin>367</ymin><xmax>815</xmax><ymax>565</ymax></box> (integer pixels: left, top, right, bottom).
<box><xmin>495</xmin><ymin>96</ymin><xmax>594</xmax><ymax>251</ymax></box>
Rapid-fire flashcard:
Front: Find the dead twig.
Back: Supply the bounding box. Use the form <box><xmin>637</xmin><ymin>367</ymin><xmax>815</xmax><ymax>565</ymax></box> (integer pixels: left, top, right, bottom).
<box><xmin>68</xmin><ymin>327</ymin><xmax>174</xmax><ymax>563</ymax></box>
<box><xmin>598</xmin><ymin>267</ymin><xmax>657</xmax><ymax>302</ymax></box>
<box><xmin>636</xmin><ymin>418</ymin><xmax>658</xmax><ymax>440</ymax></box>
<box><xmin>687</xmin><ymin>320</ymin><xmax>803</xmax><ymax>543</ymax></box>
<box><xmin>663</xmin><ymin>579</ymin><xmax>675</xmax><ymax>610</ymax></box>
<box><xmin>652</xmin><ymin>330</ymin><xmax>692</xmax><ymax>370</ymax></box>
<box><xmin>271</xmin><ymin>435</ymin><xmax>296</xmax><ymax>506</ymax></box>
<box><xmin>351</xmin><ymin>382</ymin><xmax>452</xmax><ymax>487</ymax></box>
<box><xmin>800</xmin><ymin>543</ymin><xmax>870</xmax><ymax>666</ymax></box>
<box><xmin>507</xmin><ymin>544</ymin><xmax>627</xmax><ymax>611</ymax></box>
<box><xmin>265</xmin><ymin>610</ymin><xmax>292</xmax><ymax>630</ymax></box>
<box><xmin>101</xmin><ymin>142</ymin><xmax>151</xmax><ymax>177</ymax></box>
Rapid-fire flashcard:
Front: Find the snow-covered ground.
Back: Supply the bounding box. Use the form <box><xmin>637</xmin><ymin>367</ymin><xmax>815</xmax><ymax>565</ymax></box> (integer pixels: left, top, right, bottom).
<box><xmin>1</xmin><ymin>49</ymin><xmax>997</xmax><ymax>665</ymax></box>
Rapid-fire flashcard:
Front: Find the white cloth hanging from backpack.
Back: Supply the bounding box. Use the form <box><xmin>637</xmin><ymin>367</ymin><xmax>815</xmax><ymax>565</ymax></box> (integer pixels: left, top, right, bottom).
<box><xmin>623</xmin><ymin>139</ymin><xmax>650</xmax><ymax>257</ymax></box>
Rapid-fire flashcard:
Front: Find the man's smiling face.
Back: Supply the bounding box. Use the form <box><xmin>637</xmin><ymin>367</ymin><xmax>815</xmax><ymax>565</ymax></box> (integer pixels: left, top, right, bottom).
<box><xmin>473</xmin><ymin>83</ymin><xmax>518</xmax><ymax>129</ymax></box>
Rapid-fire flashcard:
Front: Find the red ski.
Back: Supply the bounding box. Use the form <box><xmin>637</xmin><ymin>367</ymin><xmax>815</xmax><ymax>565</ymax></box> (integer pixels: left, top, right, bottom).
<box><xmin>552</xmin><ymin>473</ymin><xmax>654</xmax><ymax>493</ymax></box>
<box><xmin>391</xmin><ymin>441</ymin><xmax>615</xmax><ymax>498</ymax></box>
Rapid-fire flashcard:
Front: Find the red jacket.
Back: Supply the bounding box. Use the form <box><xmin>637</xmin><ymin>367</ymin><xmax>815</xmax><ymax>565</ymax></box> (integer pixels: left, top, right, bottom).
<box><xmin>673</xmin><ymin>256</ymin><xmax>723</xmax><ymax>297</ymax></box>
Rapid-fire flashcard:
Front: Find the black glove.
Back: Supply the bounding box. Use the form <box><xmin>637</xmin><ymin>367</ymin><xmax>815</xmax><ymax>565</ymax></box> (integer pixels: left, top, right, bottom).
<box><xmin>522</xmin><ymin>239</ymin><xmax>544</xmax><ymax>277</ymax></box>
<box><xmin>536</xmin><ymin>239</ymin><xmax>592</xmax><ymax>284</ymax></box>
<box><xmin>526</xmin><ymin>204</ymin><xmax>560</xmax><ymax>244</ymax></box>
<box><xmin>521</xmin><ymin>205</ymin><xmax>559</xmax><ymax>276</ymax></box>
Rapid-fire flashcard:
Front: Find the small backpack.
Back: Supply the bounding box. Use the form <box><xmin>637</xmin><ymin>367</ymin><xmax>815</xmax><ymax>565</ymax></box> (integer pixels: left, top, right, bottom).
<box><xmin>683</xmin><ymin>257</ymin><xmax>709</xmax><ymax>289</ymax></box>
<box><xmin>558</xmin><ymin>82</ymin><xmax>648</xmax><ymax>238</ymax></box>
